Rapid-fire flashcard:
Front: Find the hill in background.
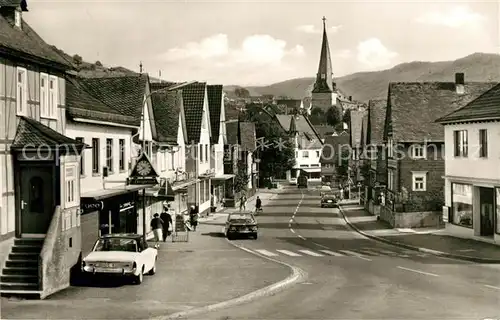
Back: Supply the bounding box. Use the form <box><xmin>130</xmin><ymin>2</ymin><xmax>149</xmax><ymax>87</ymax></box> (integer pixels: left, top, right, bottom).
<box><xmin>224</xmin><ymin>53</ymin><xmax>500</xmax><ymax>102</ymax></box>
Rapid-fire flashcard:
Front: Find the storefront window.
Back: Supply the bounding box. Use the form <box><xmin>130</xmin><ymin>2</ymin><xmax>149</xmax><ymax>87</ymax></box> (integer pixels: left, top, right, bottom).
<box><xmin>452</xmin><ymin>183</ymin><xmax>473</xmax><ymax>228</ymax></box>
<box><xmin>496</xmin><ymin>188</ymin><xmax>500</xmax><ymax>234</ymax></box>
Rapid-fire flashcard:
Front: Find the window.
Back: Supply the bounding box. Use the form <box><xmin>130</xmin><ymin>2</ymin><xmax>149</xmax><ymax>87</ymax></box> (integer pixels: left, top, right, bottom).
<box><xmin>316</xmin><ymin>151</ymin><xmax>320</xmax><ymax>157</ymax></box>
<box><xmin>411</xmin><ymin>144</ymin><xmax>425</xmax><ymax>159</ymax></box>
<box><xmin>119</xmin><ymin>139</ymin><xmax>125</xmax><ymax>171</ymax></box>
<box><xmin>387</xmin><ymin>138</ymin><xmax>394</xmax><ymax>158</ymax></box>
<box><xmin>40</xmin><ymin>73</ymin><xmax>49</xmax><ymax>118</ymax></box>
<box><xmin>412</xmin><ymin>171</ymin><xmax>427</xmax><ymax>191</ymax></box>
<box><xmin>92</xmin><ymin>138</ymin><xmax>100</xmax><ymax>174</ymax></box>
<box><xmin>65</xmin><ymin>165</ymin><xmax>78</xmax><ymax>207</ymax></box>
<box><xmin>205</xmin><ymin>144</ymin><xmax>209</xmax><ymax>162</ymax></box>
<box><xmin>14</xmin><ymin>10</ymin><xmax>21</xmax><ymax>28</ymax></box>
<box><xmin>171</xmin><ymin>149</ymin><xmax>175</xmax><ymax>169</ymax></box>
<box><xmin>295</xmin><ymin>151</ymin><xmax>298</xmax><ymax>158</ymax></box>
<box><xmin>200</xmin><ymin>180</ymin><xmax>205</xmax><ymax>203</ymax></box>
<box><xmin>302</xmin><ymin>151</ymin><xmax>309</xmax><ymax>158</ymax></box>
<box><xmin>479</xmin><ymin>129</ymin><xmax>488</xmax><ymax>158</ymax></box>
<box><xmin>388</xmin><ymin>169</ymin><xmax>394</xmax><ymax>190</ymax></box>
<box><xmin>75</xmin><ymin>137</ymin><xmax>85</xmax><ymax>176</ymax></box>
<box><xmin>48</xmin><ymin>76</ymin><xmax>58</xmax><ymax>118</ymax></box>
<box><xmin>16</xmin><ymin>67</ymin><xmax>27</xmax><ymax>116</ymax></box>
<box><xmin>106</xmin><ymin>139</ymin><xmax>113</xmax><ymax>173</ymax></box>
<box><xmin>199</xmin><ymin>144</ymin><xmax>204</xmax><ymax>162</ymax></box>
<box><xmin>452</xmin><ymin>183</ymin><xmax>473</xmax><ymax>228</ymax></box>
<box><xmin>144</xmin><ymin>141</ymin><xmax>151</xmax><ymax>157</ymax></box>
<box><xmin>496</xmin><ymin>188</ymin><xmax>500</xmax><ymax>234</ymax></box>
<box><xmin>453</xmin><ymin>130</ymin><xmax>468</xmax><ymax>157</ymax></box>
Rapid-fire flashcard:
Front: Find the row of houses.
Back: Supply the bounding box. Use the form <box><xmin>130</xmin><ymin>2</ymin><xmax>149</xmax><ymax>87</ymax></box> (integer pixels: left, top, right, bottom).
<box><xmin>0</xmin><ymin>1</ymin><xmax>257</xmax><ymax>298</ymax></box>
<box><xmin>321</xmin><ymin>72</ymin><xmax>500</xmax><ymax>245</ymax></box>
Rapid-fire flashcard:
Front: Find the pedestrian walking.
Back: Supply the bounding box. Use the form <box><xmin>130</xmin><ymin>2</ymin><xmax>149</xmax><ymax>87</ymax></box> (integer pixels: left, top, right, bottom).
<box><xmin>239</xmin><ymin>194</ymin><xmax>247</xmax><ymax>212</ymax></box>
<box><xmin>160</xmin><ymin>210</ymin><xmax>173</xmax><ymax>242</ymax></box>
<box><xmin>189</xmin><ymin>205</ymin><xmax>199</xmax><ymax>231</ymax></box>
<box><xmin>150</xmin><ymin>213</ymin><xmax>164</xmax><ymax>249</ymax></box>
<box><xmin>255</xmin><ymin>196</ymin><xmax>262</xmax><ymax>213</ymax></box>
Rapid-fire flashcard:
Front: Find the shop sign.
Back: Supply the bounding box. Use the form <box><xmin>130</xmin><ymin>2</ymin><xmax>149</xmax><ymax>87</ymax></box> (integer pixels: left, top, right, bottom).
<box><xmin>80</xmin><ymin>200</ymin><xmax>104</xmax><ymax>214</ymax></box>
<box><xmin>120</xmin><ymin>201</ymin><xmax>135</xmax><ymax>210</ymax></box>
<box><xmin>128</xmin><ymin>152</ymin><xmax>159</xmax><ymax>185</ymax></box>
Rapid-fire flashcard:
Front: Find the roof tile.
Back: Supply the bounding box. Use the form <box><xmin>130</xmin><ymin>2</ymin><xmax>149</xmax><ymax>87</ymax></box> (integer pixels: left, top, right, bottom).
<box><xmin>207</xmin><ymin>85</ymin><xmax>223</xmax><ymax>144</ymax></box>
<box><xmin>151</xmin><ymin>90</ymin><xmax>180</xmax><ymax>143</ymax></box>
<box><xmin>182</xmin><ymin>82</ymin><xmax>206</xmax><ymax>144</ymax></box>
<box><xmin>225</xmin><ymin>120</ymin><xmax>239</xmax><ymax>145</ymax></box>
<box><xmin>320</xmin><ymin>134</ymin><xmax>349</xmax><ymax>163</ymax></box>
<box><xmin>367</xmin><ymin>99</ymin><xmax>386</xmax><ymax>145</ymax></box>
<box><xmin>239</xmin><ymin>122</ymin><xmax>256</xmax><ymax>151</ymax></box>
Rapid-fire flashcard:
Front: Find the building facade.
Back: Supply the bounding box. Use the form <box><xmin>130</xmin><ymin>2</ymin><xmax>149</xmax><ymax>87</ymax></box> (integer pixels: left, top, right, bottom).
<box><xmin>436</xmin><ymin>83</ymin><xmax>500</xmax><ymax>244</ymax></box>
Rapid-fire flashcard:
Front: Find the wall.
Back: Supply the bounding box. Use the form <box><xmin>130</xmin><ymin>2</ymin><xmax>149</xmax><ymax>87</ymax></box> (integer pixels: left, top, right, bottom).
<box><xmin>444</xmin><ymin>122</ymin><xmax>500</xmax><ymax>180</ymax></box>
<box><xmin>65</xmin><ymin>121</ymin><xmax>135</xmax><ymax>194</ymax></box>
<box><xmin>0</xmin><ymin>58</ymin><xmax>65</xmax><ymax>240</ymax></box>
<box><xmin>399</xmin><ymin>143</ymin><xmax>445</xmax><ymax>212</ymax></box>
<box><xmin>295</xmin><ymin>147</ymin><xmax>322</xmax><ymax>171</ymax></box>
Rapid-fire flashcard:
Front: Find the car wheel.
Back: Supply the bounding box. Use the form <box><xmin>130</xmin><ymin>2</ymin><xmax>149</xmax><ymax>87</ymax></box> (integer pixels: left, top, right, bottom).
<box><xmin>227</xmin><ymin>234</ymin><xmax>234</xmax><ymax>240</ymax></box>
<box><xmin>134</xmin><ymin>267</ymin><xmax>144</xmax><ymax>285</ymax></box>
<box><xmin>252</xmin><ymin>233</ymin><xmax>258</xmax><ymax>240</ymax></box>
<box><xmin>148</xmin><ymin>258</ymin><xmax>157</xmax><ymax>275</ymax></box>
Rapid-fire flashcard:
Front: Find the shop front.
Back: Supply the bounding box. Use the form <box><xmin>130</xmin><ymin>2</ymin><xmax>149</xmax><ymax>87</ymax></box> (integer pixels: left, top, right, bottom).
<box><xmin>211</xmin><ymin>174</ymin><xmax>234</xmax><ymax>211</ymax></box>
<box><xmin>80</xmin><ymin>185</ymin><xmax>147</xmax><ymax>256</ymax></box>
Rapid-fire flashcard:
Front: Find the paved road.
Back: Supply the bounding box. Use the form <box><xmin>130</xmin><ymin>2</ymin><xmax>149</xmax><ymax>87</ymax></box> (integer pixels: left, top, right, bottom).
<box><xmin>200</xmin><ymin>186</ymin><xmax>500</xmax><ymax>319</ymax></box>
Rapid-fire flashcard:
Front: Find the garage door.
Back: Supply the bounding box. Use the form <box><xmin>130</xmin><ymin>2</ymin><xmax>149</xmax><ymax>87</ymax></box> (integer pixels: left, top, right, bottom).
<box><xmin>81</xmin><ymin>211</ymin><xmax>99</xmax><ymax>256</ymax></box>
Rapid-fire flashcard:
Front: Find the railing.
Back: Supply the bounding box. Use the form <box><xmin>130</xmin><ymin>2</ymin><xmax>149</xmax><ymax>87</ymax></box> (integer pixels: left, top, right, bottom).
<box><xmin>39</xmin><ymin>206</ymin><xmax>61</xmax><ymax>292</ymax></box>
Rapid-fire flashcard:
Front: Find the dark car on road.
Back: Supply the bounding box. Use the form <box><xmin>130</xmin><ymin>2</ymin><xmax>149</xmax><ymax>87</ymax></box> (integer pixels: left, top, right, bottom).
<box><xmin>321</xmin><ymin>193</ymin><xmax>338</xmax><ymax>208</ymax></box>
<box><xmin>297</xmin><ymin>175</ymin><xmax>308</xmax><ymax>188</ymax></box>
<box><xmin>224</xmin><ymin>212</ymin><xmax>258</xmax><ymax>240</ymax></box>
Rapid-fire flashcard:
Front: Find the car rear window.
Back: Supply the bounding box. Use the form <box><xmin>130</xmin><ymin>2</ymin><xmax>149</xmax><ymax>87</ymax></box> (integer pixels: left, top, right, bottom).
<box><xmin>94</xmin><ymin>238</ymin><xmax>138</xmax><ymax>252</ymax></box>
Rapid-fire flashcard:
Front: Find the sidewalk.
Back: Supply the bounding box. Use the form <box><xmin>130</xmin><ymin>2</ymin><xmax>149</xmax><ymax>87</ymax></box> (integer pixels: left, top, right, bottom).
<box><xmin>199</xmin><ymin>190</ymin><xmax>278</xmax><ymax>223</ymax></box>
<box><xmin>338</xmin><ymin>204</ymin><xmax>500</xmax><ymax>263</ymax></box>
<box><xmin>1</xmin><ymin>222</ymin><xmax>290</xmax><ymax>319</ymax></box>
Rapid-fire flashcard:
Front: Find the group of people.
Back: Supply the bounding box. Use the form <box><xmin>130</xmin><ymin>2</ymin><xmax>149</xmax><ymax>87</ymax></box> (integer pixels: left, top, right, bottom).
<box><xmin>150</xmin><ymin>205</ymin><xmax>201</xmax><ymax>249</ymax></box>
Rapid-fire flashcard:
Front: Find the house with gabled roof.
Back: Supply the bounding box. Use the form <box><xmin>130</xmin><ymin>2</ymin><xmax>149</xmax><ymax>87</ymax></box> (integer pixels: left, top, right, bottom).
<box><xmin>435</xmin><ymin>83</ymin><xmax>500</xmax><ymax>244</ymax></box>
<box><xmin>320</xmin><ymin>132</ymin><xmax>349</xmax><ymax>185</ymax></box>
<box><xmin>276</xmin><ymin>99</ymin><xmax>305</xmax><ymax>115</ymax></box>
<box><xmin>65</xmin><ymin>74</ymin><xmax>162</xmax><ymax>242</ymax></box>
<box><xmin>365</xmin><ymin>99</ymin><xmax>388</xmax><ymax>215</ymax></box>
<box><xmin>381</xmin><ymin>73</ymin><xmax>497</xmax><ymax>228</ymax></box>
<box><xmin>275</xmin><ymin>114</ymin><xmax>323</xmax><ymax>183</ymax></box>
<box><xmin>207</xmin><ymin>84</ymin><xmax>231</xmax><ymax>212</ymax></box>
<box><xmin>0</xmin><ymin>1</ymin><xmax>88</xmax><ymax>298</ymax></box>
<box><xmin>179</xmin><ymin>82</ymin><xmax>213</xmax><ymax>215</ymax></box>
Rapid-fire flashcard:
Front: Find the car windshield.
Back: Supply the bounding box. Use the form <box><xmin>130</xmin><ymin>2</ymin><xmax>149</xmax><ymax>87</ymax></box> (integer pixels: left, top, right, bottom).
<box><xmin>93</xmin><ymin>238</ymin><xmax>138</xmax><ymax>252</ymax></box>
<box><xmin>229</xmin><ymin>214</ymin><xmax>254</xmax><ymax>223</ymax></box>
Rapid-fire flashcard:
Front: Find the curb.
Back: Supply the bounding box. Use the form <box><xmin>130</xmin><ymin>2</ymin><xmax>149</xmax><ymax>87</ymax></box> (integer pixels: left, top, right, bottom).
<box><xmin>338</xmin><ymin>205</ymin><xmax>500</xmax><ymax>264</ymax></box>
<box><xmin>158</xmin><ymin>240</ymin><xmax>307</xmax><ymax>320</ymax></box>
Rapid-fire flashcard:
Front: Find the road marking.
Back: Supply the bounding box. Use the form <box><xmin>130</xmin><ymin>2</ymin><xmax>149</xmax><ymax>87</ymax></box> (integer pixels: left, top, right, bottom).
<box><xmin>357</xmin><ymin>249</ymin><xmax>381</xmax><ymax>256</ymax></box>
<box><xmin>298</xmin><ymin>250</ymin><xmax>324</xmax><ymax>257</ymax></box>
<box><xmin>277</xmin><ymin>250</ymin><xmax>302</xmax><ymax>257</ymax></box>
<box><xmin>313</xmin><ymin>242</ymin><xmax>330</xmax><ymax>249</ymax></box>
<box><xmin>298</xmin><ymin>235</ymin><xmax>306</xmax><ymax>240</ymax></box>
<box><xmin>397</xmin><ymin>266</ymin><xmax>439</xmax><ymax>277</ymax></box>
<box><xmin>254</xmin><ymin>249</ymin><xmax>278</xmax><ymax>257</ymax></box>
<box><xmin>338</xmin><ymin>250</ymin><xmax>372</xmax><ymax>261</ymax></box>
<box><xmin>375</xmin><ymin>249</ymin><xmax>399</xmax><ymax>256</ymax></box>
<box><xmin>484</xmin><ymin>284</ymin><xmax>500</xmax><ymax>290</ymax></box>
<box><xmin>238</xmin><ymin>246</ymin><xmax>257</xmax><ymax>254</ymax></box>
<box><xmin>289</xmin><ymin>218</ymin><xmax>294</xmax><ymax>223</ymax></box>
<box><xmin>319</xmin><ymin>250</ymin><xmax>344</xmax><ymax>256</ymax></box>
<box><xmin>290</xmin><ymin>229</ymin><xmax>296</xmax><ymax>234</ymax></box>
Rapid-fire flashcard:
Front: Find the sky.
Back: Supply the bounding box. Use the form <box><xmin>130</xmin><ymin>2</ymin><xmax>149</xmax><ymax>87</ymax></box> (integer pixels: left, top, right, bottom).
<box><xmin>25</xmin><ymin>0</ymin><xmax>499</xmax><ymax>86</ymax></box>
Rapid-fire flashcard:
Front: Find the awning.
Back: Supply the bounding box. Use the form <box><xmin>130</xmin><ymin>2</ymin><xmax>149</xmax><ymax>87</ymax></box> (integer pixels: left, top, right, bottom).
<box><xmin>81</xmin><ymin>184</ymin><xmax>150</xmax><ymax>201</ymax></box>
<box><xmin>211</xmin><ymin>174</ymin><xmax>235</xmax><ymax>181</ymax></box>
<box><xmin>300</xmin><ymin>167</ymin><xmax>321</xmax><ymax>173</ymax></box>
<box><xmin>140</xmin><ymin>179</ymin><xmax>175</xmax><ymax>201</ymax></box>
<box><xmin>172</xmin><ymin>178</ymin><xmax>200</xmax><ymax>191</ymax></box>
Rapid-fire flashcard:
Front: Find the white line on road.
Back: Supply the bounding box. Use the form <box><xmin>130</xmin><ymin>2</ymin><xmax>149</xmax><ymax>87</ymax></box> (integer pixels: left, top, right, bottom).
<box><xmin>290</xmin><ymin>229</ymin><xmax>296</xmax><ymax>233</ymax></box>
<box><xmin>338</xmin><ymin>250</ymin><xmax>372</xmax><ymax>261</ymax></box>
<box><xmin>319</xmin><ymin>250</ymin><xmax>344</xmax><ymax>256</ymax></box>
<box><xmin>277</xmin><ymin>250</ymin><xmax>302</xmax><ymax>256</ymax></box>
<box><xmin>298</xmin><ymin>235</ymin><xmax>306</xmax><ymax>240</ymax></box>
<box><xmin>312</xmin><ymin>242</ymin><xmax>330</xmax><ymax>249</ymax></box>
<box><xmin>397</xmin><ymin>266</ymin><xmax>439</xmax><ymax>277</ymax></box>
<box><xmin>298</xmin><ymin>250</ymin><xmax>324</xmax><ymax>257</ymax></box>
<box><xmin>484</xmin><ymin>284</ymin><xmax>500</xmax><ymax>290</ymax></box>
<box><xmin>254</xmin><ymin>249</ymin><xmax>279</xmax><ymax>257</ymax></box>
<box><xmin>289</xmin><ymin>218</ymin><xmax>294</xmax><ymax>223</ymax></box>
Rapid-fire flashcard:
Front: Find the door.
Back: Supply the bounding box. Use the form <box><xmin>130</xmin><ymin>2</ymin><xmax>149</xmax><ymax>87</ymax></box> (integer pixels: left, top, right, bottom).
<box><xmin>479</xmin><ymin>187</ymin><xmax>494</xmax><ymax>236</ymax></box>
<box><xmin>20</xmin><ymin>166</ymin><xmax>54</xmax><ymax>236</ymax></box>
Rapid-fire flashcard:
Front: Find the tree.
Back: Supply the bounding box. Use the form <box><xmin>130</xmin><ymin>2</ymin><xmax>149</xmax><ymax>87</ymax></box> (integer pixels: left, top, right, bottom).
<box><xmin>342</xmin><ymin>110</ymin><xmax>351</xmax><ymax>126</ymax></box>
<box><xmin>234</xmin><ymin>87</ymin><xmax>250</xmax><ymax>98</ymax></box>
<box><xmin>72</xmin><ymin>54</ymin><xmax>83</xmax><ymax>65</ymax></box>
<box><xmin>233</xmin><ymin>161</ymin><xmax>250</xmax><ymax>194</ymax></box>
<box><xmin>326</xmin><ymin>107</ymin><xmax>341</xmax><ymax>127</ymax></box>
<box><xmin>308</xmin><ymin>107</ymin><xmax>326</xmax><ymax>125</ymax></box>
<box><xmin>244</xmin><ymin>108</ymin><xmax>295</xmax><ymax>181</ymax></box>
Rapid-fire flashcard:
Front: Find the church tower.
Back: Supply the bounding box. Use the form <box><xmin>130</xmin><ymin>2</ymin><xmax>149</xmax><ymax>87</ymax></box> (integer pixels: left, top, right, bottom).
<box><xmin>311</xmin><ymin>17</ymin><xmax>338</xmax><ymax>112</ymax></box>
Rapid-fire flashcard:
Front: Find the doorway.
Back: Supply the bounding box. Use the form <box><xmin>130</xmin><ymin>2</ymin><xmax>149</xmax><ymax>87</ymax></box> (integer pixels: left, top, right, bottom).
<box><xmin>19</xmin><ymin>165</ymin><xmax>54</xmax><ymax>237</ymax></box>
<box><xmin>479</xmin><ymin>187</ymin><xmax>494</xmax><ymax>237</ymax></box>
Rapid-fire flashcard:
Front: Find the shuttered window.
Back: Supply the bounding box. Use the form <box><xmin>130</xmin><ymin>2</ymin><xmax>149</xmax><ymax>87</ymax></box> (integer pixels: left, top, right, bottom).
<box><xmin>479</xmin><ymin>129</ymin><xmax>488</xmax><ymax>158</ymax></box>
<box><xmin>40</xmin><ymin>73</ymin><xmax>49</xmax><ymax>118</ymax></box>
<box><xmin>48</xmin><ymin>76</ymin><xmax>58</xmax><ymax>118</ymax></box>
<box><xmin>16</xmin><ymin>67</ymin><xmax>27</xmax><ymax>116</ymax></box>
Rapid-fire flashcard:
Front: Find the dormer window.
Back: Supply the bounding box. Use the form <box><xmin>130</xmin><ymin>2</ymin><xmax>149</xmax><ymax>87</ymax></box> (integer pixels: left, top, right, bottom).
<box><xmin>14</xmin><ymin>10</ymin><xmax>21</xmax><ymax>28</ymax></box>
<box><xmin>321</xmin><ymin>74</ymin><xmax>326</xmax><ymax>79</ymax></box>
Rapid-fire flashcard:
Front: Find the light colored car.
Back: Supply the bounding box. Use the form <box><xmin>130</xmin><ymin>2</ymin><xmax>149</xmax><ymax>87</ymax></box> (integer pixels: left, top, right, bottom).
<box><xmin>81</xmin><ymin>233</ymin><xmax>157</xmax><ymax>284</ymax></box>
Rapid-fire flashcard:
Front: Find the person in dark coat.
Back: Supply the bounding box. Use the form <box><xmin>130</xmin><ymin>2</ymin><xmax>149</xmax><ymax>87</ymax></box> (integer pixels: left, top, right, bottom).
<box><xmin>160</xmin><ymin>210</ymin><xmax>173</xmax><ymax>242</ymax></box>
<box><xmin>255</xmin><ymin>196</ymin><xmax>262</xmax><ymax>213</ymax></box>
<box><xmin>189</xmin><ymin>205</ymin><xmax>199</xmax><ymax>231</ymax></box>
<box><xmin>150</xmin><ymin>213</ymin><xmax>164</xmax><ymax>249</ymax></box>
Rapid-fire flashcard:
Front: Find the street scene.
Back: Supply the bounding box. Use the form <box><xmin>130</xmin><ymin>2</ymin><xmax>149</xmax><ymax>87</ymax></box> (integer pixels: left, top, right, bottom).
<box><xmin>1</xmin><ymin>0</ymin><xmax>500</xmax><ymax>319</ymax></box>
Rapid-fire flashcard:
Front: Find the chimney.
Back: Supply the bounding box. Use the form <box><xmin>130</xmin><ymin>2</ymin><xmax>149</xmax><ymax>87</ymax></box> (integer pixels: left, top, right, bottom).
<box><xmin>349</xmin><ymin>96</ymin><xmax>352</xmax><ymax>101</ymax></box>
<box><xmin>455</xmin><ymin>73</ymin><xmax>465</xmax><ymax>94</ymax></box>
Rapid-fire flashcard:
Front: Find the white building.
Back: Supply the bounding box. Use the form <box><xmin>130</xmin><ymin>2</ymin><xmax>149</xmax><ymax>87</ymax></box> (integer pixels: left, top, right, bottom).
<box><xmin>436</xmin><ymin>84</ymin><xmax>500</xmax><ymax>245</ymax></box>
<box><xmin>275</xmin><ymin>115</ymin><xmax>323</xmax><ymax>183</ymax></box>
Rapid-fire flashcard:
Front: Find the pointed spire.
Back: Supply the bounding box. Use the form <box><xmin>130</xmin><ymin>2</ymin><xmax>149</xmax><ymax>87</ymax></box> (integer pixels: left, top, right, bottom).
<box><xmin>312</xmin><ymin>16</ymin><xmax>334</xmax><ymax>93</ymax></box>
<box><xmin>289</xmin><ymin>115</ymin><xmax>297</xmax><ymax>135</ymax></box>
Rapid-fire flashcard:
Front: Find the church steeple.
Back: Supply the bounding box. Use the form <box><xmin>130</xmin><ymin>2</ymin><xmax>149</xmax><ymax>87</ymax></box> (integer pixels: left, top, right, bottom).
<box><xmin>312</xmin><ymin>16</ymin><xmax>334</xmax><ymax>94</ymax></box>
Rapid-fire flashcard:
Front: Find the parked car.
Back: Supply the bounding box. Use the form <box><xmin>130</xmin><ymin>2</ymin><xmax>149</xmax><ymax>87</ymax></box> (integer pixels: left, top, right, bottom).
<box><xmin>225</xmin><ymin>212</ymin><xmax>258</xmax><ymax>240</ymax></box>
<box><xmin>321</xmin><ymin>193</ymin><xmax>338</xmax><ymax>208</ymax></box>
<box><xmin>81</xmin><ymin>233</ymin><xmax>157</xmax><ymax>284</ymax></box>
<box><xmin>297</xmin><ymin>175</ymin><xmax>308</xmax><ymax>188</ymax></box>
